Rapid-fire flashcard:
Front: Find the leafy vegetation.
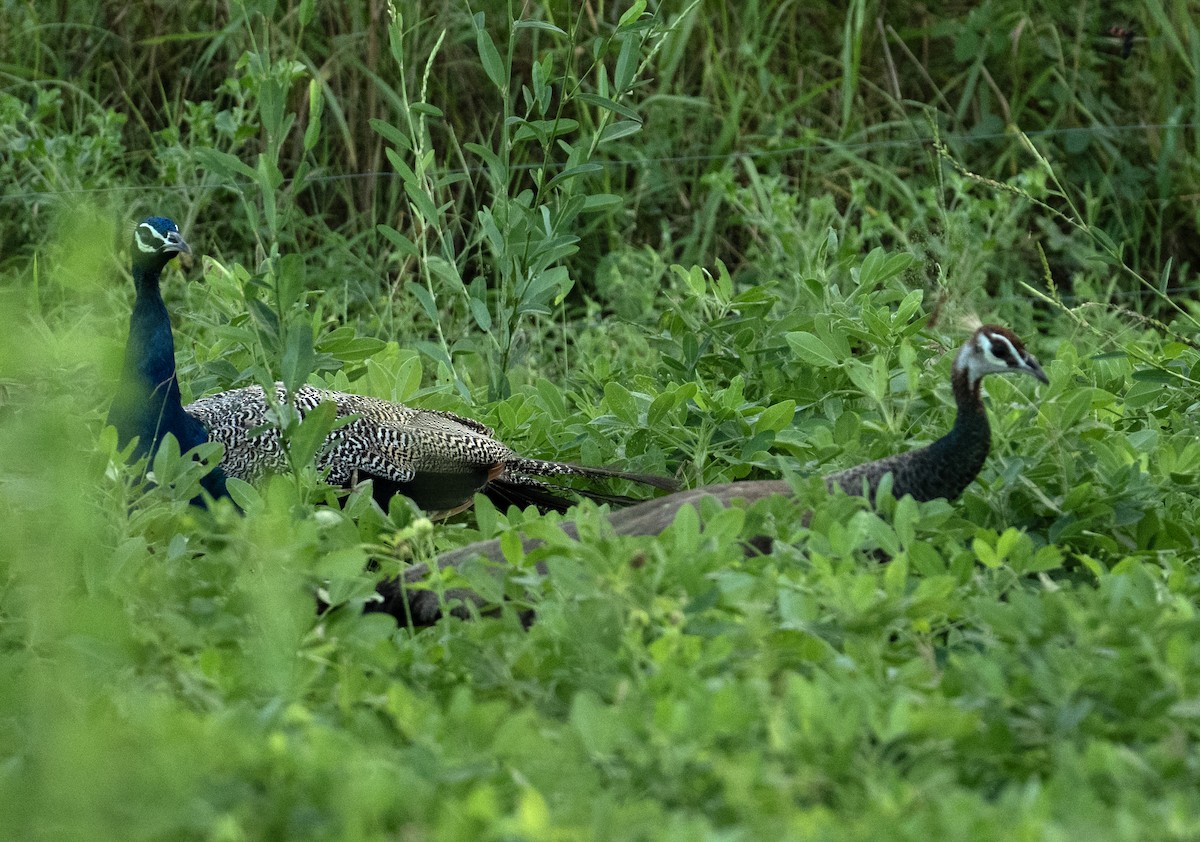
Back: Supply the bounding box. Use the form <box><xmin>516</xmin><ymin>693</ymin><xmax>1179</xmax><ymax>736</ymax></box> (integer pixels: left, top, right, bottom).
<box><xmin>2</xmin><ymin>0</ymin><xmax>1200</xmax><ymax>838</ymax></box>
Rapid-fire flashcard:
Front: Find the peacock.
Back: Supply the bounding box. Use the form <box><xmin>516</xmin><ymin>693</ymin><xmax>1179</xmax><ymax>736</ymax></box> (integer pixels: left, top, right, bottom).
<box><xmin>109</xmin><ymin>216</ymin><xmax>675</xmax><ymax>514</ymax></box>
<box><xmin>108</xmin><ymin>216</ymin><xmax>229</xmax><ymax>499</ymax></box>
<box><xmin>377</xmin><ymin>323</ymin><xmax>1050</xmax><ymax>624</ymax></box>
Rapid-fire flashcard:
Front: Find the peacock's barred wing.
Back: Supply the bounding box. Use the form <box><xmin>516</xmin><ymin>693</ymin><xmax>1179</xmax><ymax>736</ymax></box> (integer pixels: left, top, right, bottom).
<box><xmin>186</xmin><ymin>384</ymin><xmax>520</xmax><ymax>487</ymax></box>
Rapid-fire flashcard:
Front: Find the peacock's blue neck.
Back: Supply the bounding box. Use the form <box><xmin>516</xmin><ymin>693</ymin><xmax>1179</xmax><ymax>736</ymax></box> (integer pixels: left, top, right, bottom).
<box><xmin>125</xmin><ymin>266</ymin><xmax>183</xmax><ymax>415</ymax></box>
<box><xmin>109</xmin><ymin>261</ymin><xmax>229</xmax><ymax>501</ymax></box>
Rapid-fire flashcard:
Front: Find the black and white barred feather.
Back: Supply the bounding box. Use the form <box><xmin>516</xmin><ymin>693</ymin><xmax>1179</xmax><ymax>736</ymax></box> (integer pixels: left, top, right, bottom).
<box><xmin>185</xmin><ymin>384</ymin><xmax>676</xmax><ymax>515</ymax></box>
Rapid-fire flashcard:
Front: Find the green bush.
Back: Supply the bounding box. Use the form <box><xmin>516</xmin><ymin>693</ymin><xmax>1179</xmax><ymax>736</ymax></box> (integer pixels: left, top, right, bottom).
<box><xmin>2</xmin><ymin>1</ymin><xmax>1199</xmax><ymax>839</ymax></box>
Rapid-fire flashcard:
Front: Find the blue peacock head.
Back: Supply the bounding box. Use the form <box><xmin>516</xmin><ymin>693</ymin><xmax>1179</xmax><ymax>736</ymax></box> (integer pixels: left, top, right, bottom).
<box><xmin>132</xmin><ymin>216</ymin><xmax>191</xmax><ymax>273</ymax></box>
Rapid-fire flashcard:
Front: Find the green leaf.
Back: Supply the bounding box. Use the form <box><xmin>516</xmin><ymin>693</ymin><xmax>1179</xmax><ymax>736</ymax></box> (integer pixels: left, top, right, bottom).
<box><xmin>786</xmin><ymin>331</ymin><xmax>839</xmax><ymax>368</ymax></box>
<box><xmin>281</xmin><ymin>322</ymin><xmax>315</xmax><ymax>394</ymax></box>
<box><xmin>194</xmin><ymin>148</ymin><xmax>257</xmax><ymax>182</ymax></box>
<box><xmin>226</xmin><ymin>477</ymin><xmax>261</xmax><ymax>511</ymax></box>
<box><xmin>972</xmin><ymin>536</ymin><xmax>1001</xmax><ymax>568</ymax></box>
<box><xmin>371</xmin><ymin>118</ymin><xmax>411</xmax><ymax>152</ymax></box>
<box><xmin>314</xmin><ymin>547</ymin><xmax>369</xmax><ymax>578</ymax></box>
<box><xmin>288</xmin><ymin>399</ymin><xmax>339</xmax><ymax>469</ymax></box>
<box><xmin>409</xmin><ymin>102</ymin><xmax>443</xmax><ymax>118</ymax></box>
<box><xmin>303</xmin><ymin>79</ymin><xmax>323</xmax><ymax>152</ymax></box>
<box><xmin>617</xmin><ymin>0</ymin><xmax>647</xmax><ymax>28</ymax></box>
<box><xmin>408</xmin><ymin>282</ymin><xmax>439</xmax><ymax>323</ymax></box>
<box><xmin>577</xmin><ymin>92</ymin><xmax>641</xmax><ymax>121</ymax></box>
<box><xmin>514</xmin><ymin>20</ymin><xmax>567</xmax><ymax>35</ymax></box>
<box><xmin>150</xmin><ymin>433</ymin><xmax>183</xmax><ymax>484</ymax></box>
<box><xmin>604</xmin><ymin>381</ymin><xmax>639</xmax><ymax>425</ymax></box>
<box><xmin>614</xmin><ymin>35</ymin><xmax>639</xmax><ymax>93</ymax></box>
<box><xmin>465</xmin><ymin>142</ymin><xmax>505</xmax><ymax>180</ymax></box>
<box><xmin>468</xmin><ymin>278</ymin><xmax>492</xmax><ymax>331</ymax></box>
<box><xmin>581</xmin><ymin>193</ymin><xmax>622</xmax><ymax>212</ymax></box>
<box><xmin>377</xmin><ymin>224</ymin><xmax>419</xmax><ymax>260</ymax></box>
<box><xmin>570</xmin><ymin>691</ymin><xmax>622</xmax><ymax>757</ymax></box>
<box><xmin>647</xmin><ymin>390</ymin><xmax>681</xmax><ymax>427</ymax></box>
<box><xmin>598</xmin><ymin>119</ymin><xmax>643</xmax><ymax>143</ymax></box>
<box><xmin>545</xmin><ymin>163</ymin><xmax>604</xmax><ymax>190</ymax></box>
<box><xmin>414</xmin><ymin>339</ymin><xmax>452</xmax><ymax>369</ymax></box>
<box><xmin>754</xmin><ymin>400</ymin><xmax>795</xmax><ymax>434</ymax></box>
<box><xmin>858</xmin><ymin>248</ymin><xmax>914</xmax><ymax>288</ymax></box>
<box><xmin>1131</xmin><ymin>367</ymin><xmax>1177</xmax><ymax>384</ymax></box>
<box><xmin>894</xmin><ymin>288</ymin><xmax>924</xmax><ymax>323</ymax></box>
<box><xmin>474</xmin><ymin>14</ymin><xmax>507</xmax><ymax>91</ymax></box>
<box><xmin>404</xmin><ymin>180</ymin><xmax>438</xmax><ymax>223</ymax></box>
<box><xmin>275</xmin><ymin>252</ymin><xmax>305</xmax><ymax>312</ymax></box>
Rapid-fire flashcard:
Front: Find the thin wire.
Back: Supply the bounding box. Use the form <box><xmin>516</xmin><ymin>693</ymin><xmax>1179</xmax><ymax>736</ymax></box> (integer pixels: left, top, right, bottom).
<box><xmin>6</xmin><ymin>121</ymin><xmax>1199</xmax><ymax>203</ymax></box>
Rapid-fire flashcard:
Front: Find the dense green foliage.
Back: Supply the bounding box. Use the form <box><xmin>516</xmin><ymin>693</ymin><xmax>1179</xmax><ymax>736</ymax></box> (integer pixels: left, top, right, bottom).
<box><xmin>3</xmin><ymin>0</ymin><xmax>1200</xmax><ymax>838</ymax></box>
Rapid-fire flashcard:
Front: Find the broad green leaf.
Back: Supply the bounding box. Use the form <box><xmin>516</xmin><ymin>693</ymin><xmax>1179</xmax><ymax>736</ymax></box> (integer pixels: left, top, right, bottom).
<box><xmin>408</xmin><ymin>282</ymin><xmax>439</xmax><ymax>322</ymax></box>
<box><xmin>754</xmin><ymin>400</ymin><xmax>796</xmax><ymax>434</ymax></box>
<box><xmin>786</xmin><ymin>331</ymin><xmax>839</xmax><ymax>368</ymax></box>
<box><xmin>371</xmin><ymin>118</ymin><xmax>411</xmax><ymax>151</ymax></box>
<box><xmin>598</xmin><ymin>119</ymin><xmax>643</xmax><ymax>143</ymax></box>
<box><xmin>514</xmin><ymin>20</ymin><xmax>567</xmax><ymax>36</ymax></box>
<box><xmin>281</xmin><ymin>322</ymin><xmax>315</xmax><ymax>394</ymax></box>
<box><xmin>617</xmin><ymin>0</ymin><xmax>647</xmax><ymax>28</ymax></box>
<box><xmin>303</xmin><ymin>79</ymin><xmax>323</xmax><ymax>152</ymax></box>
<box><xmin>577</xmin><ymin>92</ymin><xmax>641</xmax><ymax>121</ymax></box>
<box><xmin>546</xmin><ymin>162</ymin><xmax>604</xmax><ymax>190</ymax></box>
<box><xmin>288</xmin><ymin>398</ymin><xmax>339</xmax><ymax>469</ymax></box>
<box><xmin>474</xmin><ymin>14</ymin><xmax>506</xmax><ymax>91</ymax></box>
<box><xmin>409</xmin><ymin>102</ymin><xmax>443</xmax><ymax>118</ymax></box>
<box><xmin>614</xmin><ymin>35</ymin><xmax>638</xmax><ymax>93</ymax></box>
<box><xmin>377</xmin><ymin>224</ymin><xmax>419</xmax><ymax>260</ymax></box>
<box><xmin>195</xmin><ymin>147</ymin><xmax>257</xmax><ymax>182</ymax></box>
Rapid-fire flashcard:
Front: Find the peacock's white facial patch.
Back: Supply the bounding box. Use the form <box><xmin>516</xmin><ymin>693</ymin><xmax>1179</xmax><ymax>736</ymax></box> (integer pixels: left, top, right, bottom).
<box><xmin>136</xmin><ymin>222</ymin><xmax>169</xmax><ymax>254</ymax></box>
<box><xmin>135</xmin><ymin>221</ymin><xmax>187</xmax><ymax>256</ymax></box>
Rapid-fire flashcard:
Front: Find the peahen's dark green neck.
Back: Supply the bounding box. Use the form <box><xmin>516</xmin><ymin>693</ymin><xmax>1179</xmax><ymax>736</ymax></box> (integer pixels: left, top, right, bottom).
<box><xmin>108</xmin><ymin>263</ymin><xmax>228</xmax><ymax>500</ymax></box>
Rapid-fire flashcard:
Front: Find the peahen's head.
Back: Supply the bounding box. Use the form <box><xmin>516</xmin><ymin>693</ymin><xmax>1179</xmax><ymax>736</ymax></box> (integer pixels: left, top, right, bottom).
<box><xmin>955</xmin><ymin>324</ymin><xmax>1049</xmax><ymax>390</ymax></box>
<box><xmin>132</xmin><ymin>216</ymin><xmax>190</xmax><ymax>274</ymax></box>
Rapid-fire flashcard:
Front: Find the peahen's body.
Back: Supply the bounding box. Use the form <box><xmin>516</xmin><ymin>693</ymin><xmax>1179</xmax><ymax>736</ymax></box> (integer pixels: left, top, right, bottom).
<box><xmin>108</xmin><ymin>217</ymin><xmax>228</xmax><ymax>499</ymax></box>
<box><xmin>382</xmin><ymin>324</ymin><xmax>1050</xmax><ymax>624</ymax></box>
<box><xmin>185</xmin><ymin>384</ymin><xmax>676</xmax><ymax>515</ymax></box>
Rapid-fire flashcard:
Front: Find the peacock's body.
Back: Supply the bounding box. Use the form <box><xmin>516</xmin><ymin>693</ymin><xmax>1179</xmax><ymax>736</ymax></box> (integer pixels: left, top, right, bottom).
<box><xmin>185</xmin><ymin>383</ymin><xmax>676</xmax><ymax>515</ymax></box>
<box><xmin>109</xmin><ymin>216</ymin><xmax>673</xmax><ymax>514</ymax></box>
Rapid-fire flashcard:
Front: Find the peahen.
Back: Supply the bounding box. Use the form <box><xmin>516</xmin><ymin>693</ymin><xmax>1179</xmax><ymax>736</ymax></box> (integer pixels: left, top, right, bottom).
<box><xmin>109</xmin><ymin>217</ymin><xmax>674</xmax><ymax>514</ymax></box>
<box><xmin>108</xmin><ymin>216</ymin><xmax>229</xmax><ymax>499</ymax></box>
<box><xmin>377</xmin><ymin>324</ymin><xmax>1050</xmax><ymax>624</ymax></box>
<box><xmin>822</xmin><ymin>323</ymin><xmax>1048</xmax><ymax>501</ymax></box>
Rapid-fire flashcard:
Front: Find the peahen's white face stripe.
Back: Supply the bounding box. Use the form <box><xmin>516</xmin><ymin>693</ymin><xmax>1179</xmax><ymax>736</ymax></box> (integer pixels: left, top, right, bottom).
<box><xmin>960</xmin><ymin>330</ymin><xmax>1024</xmax><ymax>387</ymax></box>
<box><xmin>136</xmin><ymin>222</ymin><xmax>169</xmax><ymax>254</ymax></box>
<box><xmin>981</xmin><ymin>331</ymin><xmax>1018</xmax><ymax>369</ymax></box>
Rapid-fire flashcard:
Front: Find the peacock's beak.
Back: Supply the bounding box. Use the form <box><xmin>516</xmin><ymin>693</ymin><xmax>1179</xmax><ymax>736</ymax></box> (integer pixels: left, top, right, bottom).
<box><xmin>165</xmin><ymin>231</ymin><xmax>193</xmax><ymax>268</ymax></box>
<box><xmin>163</xmin><ymin>230</ymin><xmax>190</xmax><ymax>255</ymax></box>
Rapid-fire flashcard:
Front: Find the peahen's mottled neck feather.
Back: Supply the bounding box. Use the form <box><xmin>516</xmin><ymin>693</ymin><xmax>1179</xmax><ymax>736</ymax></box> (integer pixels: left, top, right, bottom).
<box><xmin>109</xmin><ymin>256</ymin><xmax>228</xmax><ymax>500</ymax></box>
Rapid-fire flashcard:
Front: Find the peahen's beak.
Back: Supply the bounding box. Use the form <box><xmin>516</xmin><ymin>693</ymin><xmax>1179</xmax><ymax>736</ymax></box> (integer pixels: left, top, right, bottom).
<box><xmin>1026</xmin><ymin>354</ymin><xmax>1049</xmax><ymax>385</ymax></box>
